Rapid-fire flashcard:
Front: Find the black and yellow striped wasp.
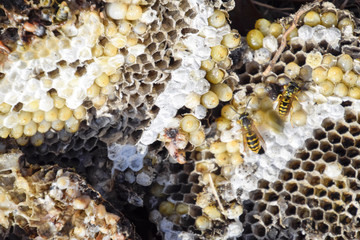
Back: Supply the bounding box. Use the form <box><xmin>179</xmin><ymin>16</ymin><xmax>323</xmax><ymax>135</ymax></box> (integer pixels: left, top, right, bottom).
<box><xmin>276</xmin><ymin>81</ymin><xmax>300</xmax><ymax>121</ymax></box>
<box><xmin>231</xmin><ymin>100</ymin><xmax>265</xmax><ymax>154</ymax></box>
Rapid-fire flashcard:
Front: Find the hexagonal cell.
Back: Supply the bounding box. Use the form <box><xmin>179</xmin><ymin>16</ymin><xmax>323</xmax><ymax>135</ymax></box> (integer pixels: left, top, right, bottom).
<box><xmin>264</xmin><ymin>192</ymin><xmax>278</xmax><ymax>202</ymax></box>
<box><xmin>261</xmin><ymin>213</ymin><xmax>273</xmax><ymax>226</ymax></box>
<box><xmin>346</xmin><ymin>147</ymin><xmax>359</xmax><ymax>158</ymax></box>
<box><xmin>333</xmin><ymin>203</ymin><xmax>345</xmax><ymax>214</ymax></box>
<box><xmin>293</xmin><ymin>171</ymin><xmax>305</xmax><ymax>180</ymax></box>
<box><xmin>317</xmin><ymin>222</ymin><xmax>329</xmax><ymax>233</ymax></box>
<box><xmin>239</xmin><ymin>73</ymin><xmax>251</xmax><ymax>85</ymax></box>
<box><xmin>292</xmin><ymin>194</ymin><xmax>306</xmax><ymax>205</ymax></box>
<box><xmin>246</xmin><ymin>61</ymin><xmax>260</xmax><ymax>75</ymax></box>
<box><xmin>341</xmin><ymin>135</ymin><xmax>355</xmax><ymax>148</ymax></box>
<box><xmin>285</xmin><ymin>182</ymin><xmax>298</xmax><ymax>193</ymax></box>
<box><xmin>295</xmin><ymin>52</ymin><xmax>306</xmax><ymax>66</ymax></box>
<box><xmin>319</xmin><ymin>141</ymin><xmax>332</xmax><ymax>152</ymax></box>
<box><xmin>297</xmin><ymin>206</ymin><xmax>310</xmax><ymax>218</ymax></box>
<box><xmin>342</xmin><ymin>166</ymin><xmax>356</xmax><ymax>178</ymax></box>
<box><xmin>331</xmin><ymin>225</ymin><xmax>342</xmax><ymax>235</ymax></box>
<box><xmin>286</xmin><ymin>217</ymin><xmax>301</xmax><ymax>230</ymax></box>
<box><xmin>272</xmin><ymin>181</ymin><xmax>283</xmax><ymax>192</ymax></box>
<box><xmin>338</xmin><ymin>157</ymin><xmax>351</xmax><ymax>166</ymax></box>
<box><xmin>310</xmin><ymin>150</ymin><xmax>323</xmax><ymax>161</ymax></box>
<box><xmin>258</xmin><ymin>179</ymin><xmax>270</xmax><ymax>189</ymax></box>
<box><xmin>320</xmin><ymin>199</ymin><xmax>332</xmax><ymax>211</ymax></box>
<box><xmin>287</xmin><ymin>159</ymin><xmax>301</xmax><ymax>170</ymax></box>
<box><xmin>315</xmin><ymin>163</ymin><xmax>326</xmax><ymax>173</ymax></box>
<box><xmin>279</xmin><ymin>170</ymin><xmax>293</xmax><ymax>181</ymax></box>
<box><xmin>273</xmin><ymin>63</ymin><xmax>285</xmax><ymax>75</ymax></box>
<box><xmin>305</xmin><ymin>138</ymin><xmax>319</xmax><ymax>151</ymax></box>
<box><xmin>313</xmin><ymin>128</ymin><xmax>327</xmax><ymax>140</ymax></box>
<box><xmin>323</xmin><ymin>152</ymin><xmax>337</xmax><ymax>163</ymax></box>
<box><xmin>285</xmin><ymin>203</ymin><xmax>296</xmax><ymax>216</ymax></box>
<box><xmin>252</xmin><ymin>223</ymin><xmax>266</xmax><ymax>238</ymax></box>
<box><xmin>321</xmin><ymin>118</ymin><xmax>335</xmax><ymax>131</ymax></box>
<box><xmin>267</xmin><ymin>205</ymin><xmax>279</xmax><ymax>215</ymax></box>
<box><xmin>314</xmin><ymin>186</ymin><xmax>327</xmax><ymax>198</ymax></box>
<box><xmin>325</xmin><ymin>211</ymin><xmax>338</xmax><ymax>223</ymax></box>
<box><xmin>295</xmin><ymin>151</ymin><xmax>310</xmax><ymax>160</ymax></box>
<box><xmin>299</xmin><ymin>185</ymin><xmax>314</xmax><ymax>197</ymax></box>
<box><xmin>347</xmin><ymin>204</ymin><xmax>358</xmax><ymax>216</ymax></box>
<box><xmin>342</xmin><ymin>192</ymin><xmax>353</xmax><ymax>204</ymax></box>
<box><xmin>333</xmin><ymin>144</ymin><xmax>346</xmax><ymax>156</ymax></box>
<box><xmin>328</xmin><ymin>191</ymin><xmax>341</xmax><ymax>201</ymax></box>
<box><xmin>249</xmin><ymin>189</ymin><xmax>263</xmax><ymax>201</ymax></box>
<box><xmin>306</xmin><ymin>174</ymin><xmax>320</xmax><ymax>186</ymax></box>
<box><xmin>344</xmin><ymin>109</ymin><xmax>357</xmax><ymax>123</ymax></box>
<box><xmin>255</xmin><ymin>201</ymin><xmax>267</xmax><ymax>212</ymax></box>
<box><xmin>339</xmin><ymin>214</ymin><xmax>351</xmax><ymax>225</ymax></box>
<box><xmin>328</xmin><ymin>131</ymin><xmax>341</xmax><ymax>144</ymax></box>
<box><xmin>335</xmin><ymin>122</ymin><xmax>349</xmax><ymax>134</ymax></box>
<box><xmin>306</xmin><ymin>198</ymin><xmax>319</xmax><ymax>208</ymax></box>
<box><xmin>280</xmin><ymin>50</ymin><xmax>295</xmax><ymax>63</ymax></box>
<box><xmin>301</xmin><ymin>161</ymin><xmax>315</xmax><ymax>172</ymax></box>
<box><xmin>349</xmin><ymin>125</ymin><xmax>360</xmax><ymax>136</ymax></box>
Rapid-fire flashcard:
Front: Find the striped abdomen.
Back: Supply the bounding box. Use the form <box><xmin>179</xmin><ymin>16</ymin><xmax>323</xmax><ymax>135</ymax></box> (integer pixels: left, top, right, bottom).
<box><xmin>278</xmin><ymin>96</ymin><xmax>292</xmax><ymax>117</ymax></box>
<box><xmin>245</xmin><ymin>130</ymin><xmax>261</xmax><ymax>153</ymax></box>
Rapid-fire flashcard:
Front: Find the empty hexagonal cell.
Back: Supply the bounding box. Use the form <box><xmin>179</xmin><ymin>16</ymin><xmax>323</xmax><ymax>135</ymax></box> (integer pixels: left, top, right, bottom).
<box><xmin>311</xmin><ymin>208</ymin><xmax>324</xmax><ymax>221</ymax></box>
<box><xmin>349</xmin><ymin>125</ymin><xmax>360</xmax><ymax>137</ymax></box>
<box><xmin>285</xmin><ymin>203</ymin><xmax>296</xmax><ymax>216</ymax></box>
<box><xmin>335</xmin><ymin>180</ymin><xmax>346</xmax><ymax>189</ymax></box>
<box><xmin>287</xmin><ymin>159</ymin><xmax>301</xmax><ymax>170</ymax></box>
<box><xmin>344</xmin><ymin>109</ymin><xmax>357</xmax><ymax>123</ymax></box>
<box><xmin>255</xmin><ymin>201</ymin><xmax>267</xmax><ymax>212</ymax></box>
<box><xmin>339</xmin><ymin>214</ymin><xmax>351</xmax><ymax>225</ymax></box>
<box><xmin>314</xmin><ymin>186</ymin><xmax>327</xmax><ymax>198</ymax></box>
<box><xmin>301</xmin><ymin>161</ymin><xmax>315</xmax><ymax>171</ymax></box>
<box><xmin>342</xmin><ymin>192</ymin><xmax>353</xmax><ymax>204</ymax></box>
<box><xmin>267</xmin><ymin>205</ymin><xmax>279</xmax><ymax>215</ymax></box>
<box><xmin>333</xmin><ymin>144</ymin><xmax>346</xmax><ymax>156</ymax></box>
<box><xmin>261</xmin><ymin>213</ymin><xmax>273</xmax><ymax>226</ymax></box>
<box><xmin>322</xmin><ymin>152</ymin><xmax>337</xmax><ymax>163</ymax></box>
<box><xmin>346</xmin><ymin>147</ymin><xmax>359</xmax><ymax>158</ymax></box>
<box><xmin>315</xmin><ymin>163</ymin><xmax>326</xmax><ymax>173</ymax></box>
<box><xmin>273</xmin><ymin>63</ymin><xmax>285</xmax><ymax>75</ymax></box>
<box><xmin>325</xmin><ymin>211</ymin><xmax>338</xmax><ymax>223</ymax></box>
<box><xmin>285</xmin><ymin>182</ymin><xmax>298</xmax><ymax>193</ymax></box>
<box><xmin>306</xmin><ymin>174</ymin><xmax>320</xmax><ymax>186</ymax></box>
<box><xmin>249</xmin><ymin>189</ymin><xmax>263</xmax><ymax>201</ymax></box>
<box><xmin>333</xmin><ymin>202</ymin><xmax>345</xmax><ymax>214</ymax></box>
<box><xmin>338</xmin><ymin>157</ymin><xmax>351</xmax><ymax>166</ymax></box>
<box><xmin>319</xmin><ymin>141</ymin><xmax>332</xmax><ymax>152</ymax></box>
<box><xmin>293</xmin><ymin>171</ymin><xmax>305</xmax><ymax>180</ymax></box>
<box><xmin>320</xmin><ymin>200</ymin><xmax>332</xmax><ymax>211</ymax></box>
<box><xmin>295</xmin><ymin>151</ymin><xmax>310</xmax><ymax>160</ymax></box>
<box><xmin>347</xmin><ymin>204</ymin><xmax>358</xmax><ymax>216</ymax></box>
<box><xmin>279</xmin><ymin>170</ymin><xmax>293</xmax><ymax>181</ymax></box>
<box><xmin>328</xmin><ymin>131</ymin><xmax>341</xmax><ymax>144</ymax></box>
<box><xmin>189</xmin><ymin>205</ymin><xmax>202</xmax><ymax>218</ymax></box>
<box><xmin>252</xmin><ymin>223</ymin><xmax>266</xmax><ymax>238</ymax></box>
<box><xmin>331</xmin><ymin>225</ymin><xmax>342</xmax><ymax>235</ymax></box>
<box><xmin>342</xmin><ymin>167</ymin><xmax>356</xmax><ymax>178</ymax></box>
<box><xmin>246</xmin><ymin>61</ymin><xmax>260</xmax><ymax>75</ymax></box>
<box><xmin>305</xmin><ymin>138</ymin><xmax>319</xmax><ymax>151</ymax></box>
<box><xmin>328</xmin><ymin>191</ymin><xmax>341</xmax><ymax>201</ymax></box>
<box><xmin>321</xmin><ymin>118</ymin><xmax>335</xmax><ymax>131</ymax></box>
<box><xmin>297</xmin><ymin>206</ymin><xmax>310</xmax><ymax>218</ymax></box>
<box><xmin>258</xmin><ymin>179</ymin><xmax>270</xmax><ymax>189</ymax></box>
<box><xmin>279</xmin><ymin>191</ymin><xmax>291</xmax><ymax>201</ymax></box>
<box><xmin>313</xmin><ymin>128</ymin><xmax>327</xmax><ymax>140</ymax></box>
<box><xmin>280</xmin><ymin>50</ymin><xmax>295</xmax><ymax>63</ymax></box>
<box><xmin>306</xmin><ymin>198</ymin><xmax>319</xmax><ymax>208</ymax></box>
<box><xmin>299</xmin><ymin>185</ymin><xmax>314</xmax><ymax>197</ymax></box>
<box><xmin>335</xmin><ymin>122</ymin><xmax>349</xmax><ymax>134</ymax></box>
<box><xmin>246</xmin><ymin>213</ymin><xmax>259</xmax><ymax>224</ymax></box>
<box><xmin>310</xmin><ymin>150</ymin><xmax>323</xmax><ymax>161</ymax></box>
<box><xmin>286</xmin><ymin>217</ymin><xmax>301</xmax><ymax>230</ymax></box>
<box><xmin>292</xmin><ymin>194</ymin><xmax>306</xmax><ymax>205</ymax></box>
<box><xmin>264</xmin><ymin>192</ymin><xmax>278</xmax><ymax>202</ymax></box>
<box><xmin>272</xmin><ymin>181</ymin><xmax>283</xmax><ymax>192</ymax></box>
<box><xmin>317</xmin><ymin>222</ymin><xmax>329</xmax><ymax>233</ymax></box>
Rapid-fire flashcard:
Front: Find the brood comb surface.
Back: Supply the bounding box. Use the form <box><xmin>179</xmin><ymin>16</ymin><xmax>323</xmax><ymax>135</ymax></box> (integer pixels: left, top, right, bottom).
<box><xmin>240</xmin><ymin>103</ymin><xmax>360</xmax><ymax>240</ymax></box>
<box><xmin>0</xmin><ymin>150</ymin><xmax>139</xmax><ymax>239</ymax></box>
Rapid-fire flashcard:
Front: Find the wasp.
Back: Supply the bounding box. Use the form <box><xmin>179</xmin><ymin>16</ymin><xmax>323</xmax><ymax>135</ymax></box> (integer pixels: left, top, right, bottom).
<box><xmin>276</xmin><ymin>81</ymin><xmax>300</xmax><ymax>121</ymax></box>
<box><xmin>231</xmin><ymin>101</ymin><xmax>265</xmax><ymax>154</ymax></box>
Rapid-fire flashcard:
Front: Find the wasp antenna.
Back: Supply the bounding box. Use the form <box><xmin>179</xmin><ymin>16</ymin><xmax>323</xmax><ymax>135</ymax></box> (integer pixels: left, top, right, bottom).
<box><xmin>229</xmin><ymin>105</ymin><xmax>241</xmax><ymax>115</ymax></box>
<box><xmin>244</xmin><ymin>97</ymin><xmax>252</xmax><ymax>112</ymax></box>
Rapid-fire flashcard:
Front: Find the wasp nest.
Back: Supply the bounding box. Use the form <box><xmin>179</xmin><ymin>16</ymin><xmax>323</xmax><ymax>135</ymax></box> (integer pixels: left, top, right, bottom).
<box><xmin>241</xmin><ymin>103</ymin><xmax>360</xmax><ymax>240</ymax></box>
<box><xmin>0</xmin><ymin>150</ymin><xmax>139</xmax><ymax>239</ymax></box>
